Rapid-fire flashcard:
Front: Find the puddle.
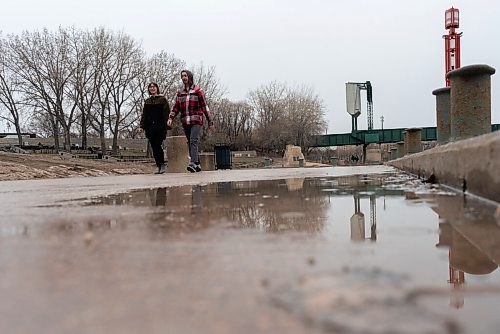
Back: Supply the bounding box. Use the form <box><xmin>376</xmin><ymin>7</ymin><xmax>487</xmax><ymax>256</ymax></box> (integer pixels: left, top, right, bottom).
<box><xmin>2</xmin><ymin>172</ymin><xmax>499</xmax><ymax>333</ymax></box>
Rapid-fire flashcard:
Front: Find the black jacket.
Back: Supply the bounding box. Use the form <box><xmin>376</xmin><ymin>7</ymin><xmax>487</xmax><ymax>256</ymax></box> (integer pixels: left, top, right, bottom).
<box><xmin>140</xmin><ymin>95</ymin><xmax>170</xmax><ymax>138</ymax></box>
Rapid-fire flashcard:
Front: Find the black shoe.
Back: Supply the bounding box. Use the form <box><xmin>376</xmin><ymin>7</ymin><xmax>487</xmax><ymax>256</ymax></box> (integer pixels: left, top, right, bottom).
<box><xmin>155</xmin><ymin>164</ymin><xmax>166</xmax><ymax>174</ymax></box>
<box><xmin>195</xmin><ymin>163</ymin><xmax>202</xmax><ymax>172</ymax></box>
<box><xmin>187</xmin><ymin>163</ymin><xmax>196</xmax><ymax>173</ymax></box>
<box><xmin>159</xmin><ymin>164</ymin><xmax>166</xmax><ymax>174</ymax></box>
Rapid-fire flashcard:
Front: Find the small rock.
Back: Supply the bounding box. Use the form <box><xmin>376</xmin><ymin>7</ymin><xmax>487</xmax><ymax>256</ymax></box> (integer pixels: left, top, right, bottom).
<box><xmin>84</xmin><ymin>231</ymin><xmax>94</xmax><ymax>244</ymax></box>
<box><xmin>405</xmin><ymin>191</ymin><xmax>419</xmax><ymax>200</ymax></box>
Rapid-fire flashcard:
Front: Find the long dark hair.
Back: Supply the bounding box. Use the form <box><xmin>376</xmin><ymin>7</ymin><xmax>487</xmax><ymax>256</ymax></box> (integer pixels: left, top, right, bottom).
<box><xmin>181</xmin><ymin>70</ymin><xmax>194</xmax><ymax>86</ymax></box>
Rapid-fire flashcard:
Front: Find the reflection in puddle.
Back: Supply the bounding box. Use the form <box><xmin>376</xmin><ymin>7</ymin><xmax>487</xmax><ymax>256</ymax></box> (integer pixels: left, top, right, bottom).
<box><xmin>85</xmin><ymin>174</ymin><xmax>411</xmax><ymax>235</ymax></box>
<box><xmin>86</xmin><ymin>174</ymin><xmax>500</xmax><ymax>308</ymax></box>
<box><xmin>432</xmin><ymin>195</ymin><xmax>500</xmax><ymax>310</ymax></box>
<box><xmin>8</xmin><ymin>172</ymin><xmax>500</xmax><ymax>322</ymax></box>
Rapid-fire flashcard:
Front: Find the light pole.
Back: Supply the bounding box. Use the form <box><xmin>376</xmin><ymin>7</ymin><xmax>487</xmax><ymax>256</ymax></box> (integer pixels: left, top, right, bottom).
<box><xmin>380</xmin><ymin>116</ymin><xmax>384</xmax><ymax>143</ymax></box>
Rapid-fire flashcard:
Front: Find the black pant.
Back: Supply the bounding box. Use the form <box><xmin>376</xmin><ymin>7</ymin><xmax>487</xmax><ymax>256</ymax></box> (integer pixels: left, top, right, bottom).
<box><xmin>148</xmin><ymin>131</ymin><xmax>165</xmax><ymax>167</ymax></box>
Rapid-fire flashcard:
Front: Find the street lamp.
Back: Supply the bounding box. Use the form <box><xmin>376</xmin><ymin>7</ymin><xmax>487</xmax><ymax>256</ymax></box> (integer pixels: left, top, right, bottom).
<box><xmin>380</xmin><ymin>116</ymin><xmax>384</xmax><ymax>143</ymax></box>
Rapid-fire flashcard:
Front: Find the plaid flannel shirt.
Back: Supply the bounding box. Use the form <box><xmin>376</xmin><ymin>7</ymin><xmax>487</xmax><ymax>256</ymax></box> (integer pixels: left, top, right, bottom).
<box><xmin>169</xmin><ymin>85</ymin><xmax>212</xmax><ymax>126</ymax></box>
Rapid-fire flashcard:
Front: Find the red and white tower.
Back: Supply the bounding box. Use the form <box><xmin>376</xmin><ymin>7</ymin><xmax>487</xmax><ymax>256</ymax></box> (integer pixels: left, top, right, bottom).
<box><xmin>443</xmin><ymin>7</ymin><xmax>462</xmax><ymax>86</ymax></box>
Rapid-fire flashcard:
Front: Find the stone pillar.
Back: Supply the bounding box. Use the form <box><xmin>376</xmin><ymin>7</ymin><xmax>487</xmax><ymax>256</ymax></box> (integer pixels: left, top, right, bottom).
<box><xmin>396</xmin><ymin>141</ymin><xmax>405</xmax><ymax>158</ymax></box>
<box><xmin>390</xmin><ymin>147</ymin><xmax>398</xmax><ymax>160</ymax></box>
<box><xmin>447</xmin><ymin>64</ymin><xmax>496</xmax><ymax>141</ymax></box>
<box><xmin>365</xmin><ymin>144</ymin><xmax>381</xmax><ymax>164</ymax></box>
<box><xmin>432</xmin><ymin>87</ymin><xmax>451</xmax><ymax>145</ymax></box>
<box><xmin>166</xmin><ymin>136</ymin><xmax>190</xmax><ymax>173</ymax></box>
<box><xmin>404</xmin><ymin>128</ymin><xmax>422</xmax><ymax>154</ymax></box>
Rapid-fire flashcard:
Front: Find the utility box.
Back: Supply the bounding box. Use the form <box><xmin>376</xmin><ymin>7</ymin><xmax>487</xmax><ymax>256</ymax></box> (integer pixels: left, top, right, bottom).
<box><xmin>214</xmin><ymin>145</ymin><xmax>231</xmax><ymax>170</ymax></box>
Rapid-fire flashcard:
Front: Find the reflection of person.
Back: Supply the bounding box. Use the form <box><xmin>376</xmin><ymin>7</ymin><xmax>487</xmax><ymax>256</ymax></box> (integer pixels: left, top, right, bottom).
<box><xmin>155</xmin><ymin>188</ymin><xmax>167</xmax><ymax>206</ymax></box>
<box><xmin>139</xmin><ymin>82</ymin><xmax>170</xmax><ymax>174</ymax></box>
<box><xmin>191</xmin><ymin>185</ymin><xmax>202</xmax><ymax>215</ymax></box>
<box><xmin>167</xmin><ymin>70</ymin><xmax>214</xmax><ymax>173</ymax></box>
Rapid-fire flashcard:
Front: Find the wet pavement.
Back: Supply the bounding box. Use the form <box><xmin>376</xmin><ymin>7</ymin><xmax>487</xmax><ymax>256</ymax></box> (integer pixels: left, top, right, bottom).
<box><xmin>1</xmin><ymin>166</ymin><xmax>499</xmax><ymax>334</ymax></box>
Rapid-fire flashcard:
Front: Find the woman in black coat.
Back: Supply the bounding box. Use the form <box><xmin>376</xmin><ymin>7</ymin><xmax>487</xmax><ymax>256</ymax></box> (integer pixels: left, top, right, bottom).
<box><xmin>139</xmin><ymin>82</ymin><xmax>170</xmax><ymax>174</ymax></box>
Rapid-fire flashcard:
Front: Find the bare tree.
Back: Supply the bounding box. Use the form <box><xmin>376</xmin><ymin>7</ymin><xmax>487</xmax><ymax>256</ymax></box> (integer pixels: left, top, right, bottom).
<box><xmin>247</xmin><ymin>82</ymin><xmax>326</xmax><ymax>154</ymax></box>
<box><xmin>6</xmin><ymin>28</ymin><xmax>78</xmax><ymax>151</ymax></box>
<box><xmin>104</xmin><ymin>32</ymin><xmax>144</xmax><ymax>154</ymax></box>
<box><xmin>247</xmin><ymin>81</ymin><xmax>288</xmax><ymax>153</ymax></box>
<box><xmin>3</xmin><ymin>27</ymin><xmax>248</xmax><ymax>157</ymax></box>
<box><xmin>5</xmin><ymin>31</ymin><xmax>60</xmax><ymax>148</ymax></box>
<box><xmin>207</xmin><ymin>99</ymin><xmax>253</xmax><ymax>150</ymax></box>
<box><xmin>65</xmin><ymin>27</ymin><xmax>99</xmax><ymax>149</ymax></box>
<box><xmin>0</xmin><ymin>34</ymin><xmax>24</xmax><ymax>146</ymax></box>
<box><xmin>25</xmin><ymin>106</ymin><xmax>56</xmax><ymax>139</ymax></box>
<box><xmin>87</xmin><ymin>28</ymin><xmax>116</xmax><ymax>153</ymax></box>
<box><xmin>284</xmin><ymin>85</ymin><xmax>327</xmax><ymax>151</ymax></box>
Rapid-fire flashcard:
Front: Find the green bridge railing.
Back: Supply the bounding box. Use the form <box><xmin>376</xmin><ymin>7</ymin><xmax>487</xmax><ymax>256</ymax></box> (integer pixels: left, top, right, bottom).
<box><xmin>312</xmin><ymin>124</ymin><xmax>500</xmax><ymax>147</ymax></box>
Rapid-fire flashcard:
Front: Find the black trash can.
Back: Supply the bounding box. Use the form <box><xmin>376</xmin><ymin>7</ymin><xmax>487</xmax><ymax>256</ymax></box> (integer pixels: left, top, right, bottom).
<box><xmin>214</xmin><ymin>145</ymin><xmax>231</xmax><ymax>170</ymax></box>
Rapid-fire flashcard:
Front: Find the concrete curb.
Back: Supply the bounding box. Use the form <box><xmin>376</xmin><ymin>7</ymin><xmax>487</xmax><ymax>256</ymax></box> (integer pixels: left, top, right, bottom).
<box><xmin>388</xmin><ymin>131</ymin><xmax>500</xmax><ymax>202</ymax></box>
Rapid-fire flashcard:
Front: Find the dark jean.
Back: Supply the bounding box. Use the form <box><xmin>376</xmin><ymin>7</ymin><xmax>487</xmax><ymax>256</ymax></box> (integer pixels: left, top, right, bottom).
<box><xmin>183</xmin><ymin>124</ymin><xmax>202</xmax><ymax>164</ymax></box>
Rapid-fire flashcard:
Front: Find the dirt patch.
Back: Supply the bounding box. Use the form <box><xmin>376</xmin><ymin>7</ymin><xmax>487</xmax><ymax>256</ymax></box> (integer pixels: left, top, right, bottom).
<box><xmin>0</xmin><ymin>151</ymin><xmax>154</xmax><ymax>181</ymax></box>
<box><xmin>0</xmin><ymin>151</ymin><xmax>331</xmax><ymax>181</ymax></box>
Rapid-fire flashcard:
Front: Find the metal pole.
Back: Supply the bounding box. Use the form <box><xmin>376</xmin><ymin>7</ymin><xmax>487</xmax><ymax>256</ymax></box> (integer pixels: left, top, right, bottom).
<box><xmin>380</xmin><ymin>116</ymin><xmax>384</xmax><ymax>142</ymax></box>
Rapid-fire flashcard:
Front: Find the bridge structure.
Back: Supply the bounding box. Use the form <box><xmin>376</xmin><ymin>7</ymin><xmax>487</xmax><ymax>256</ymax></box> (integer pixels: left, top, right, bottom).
<box><xmin>311</xmin><ymin>124</ymin><xmax>500</xmax><ymax>147</ymax></box>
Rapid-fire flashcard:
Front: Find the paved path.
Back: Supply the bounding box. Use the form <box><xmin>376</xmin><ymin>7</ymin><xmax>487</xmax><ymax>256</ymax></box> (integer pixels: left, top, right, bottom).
<box><xmin>4</xmin><ymin>165</ymin><xmax>498</xmax><ymax>334</ymax></box>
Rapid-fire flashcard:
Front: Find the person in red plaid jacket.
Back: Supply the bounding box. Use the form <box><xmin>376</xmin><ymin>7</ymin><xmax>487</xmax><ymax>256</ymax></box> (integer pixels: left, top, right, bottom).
<box><xmin>167</xmin><ymin>70</ymin><xmax>214</xmax><ymax>172</ymax></box>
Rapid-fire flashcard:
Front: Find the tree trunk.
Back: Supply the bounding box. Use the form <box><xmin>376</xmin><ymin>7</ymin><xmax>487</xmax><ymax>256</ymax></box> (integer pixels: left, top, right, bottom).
<box><xmin>81</xmin><ymin>111</ymin><xmax>87</xmax><ymax>149</ymax></box>
<box><xmin>99</xmin><ymin>113</ymin><xmax>106</xmax><ymax>155</ymax></box>
<box><xmin>112</xmin><ymin>123</ymin><xmax>119</xmax><ymax>155</ymax></box>
<box><xmin>15</xmin><ymin>124</ymin><xmax>23</xmax><ymax>148</ymax></box>
<box><xmin>51</xmin><ymin>119</ymin><xmax>60</xmax><ymax>152</ymax></box>
<box><xmin>62</xmin><ymin>123</ymin><xmax>71</xmax><ymax>151</ymax></box>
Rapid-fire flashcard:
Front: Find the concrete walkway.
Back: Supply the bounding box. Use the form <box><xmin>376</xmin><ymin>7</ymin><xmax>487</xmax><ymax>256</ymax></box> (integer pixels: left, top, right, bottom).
<box><xmin>1</xmin><ymin>165</ymin><xmax>499</xmax><ymax>334</ymax></box>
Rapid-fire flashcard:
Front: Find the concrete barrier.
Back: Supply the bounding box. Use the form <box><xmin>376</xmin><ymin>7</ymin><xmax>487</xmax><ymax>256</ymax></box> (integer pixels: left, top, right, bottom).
<box><xmin>388</xmin><ymin>131</ymin><xmax>500</xmax><ymax>202</ymax></box>
<box><xmin>199</xmin><ymin>152</ymin><xmax>215</xmax><ymax>171</ymax></box>
<box><xmin>166</xmin><ymin>136</ymin><xmax>189</xmax><ymax>173</ymax></box>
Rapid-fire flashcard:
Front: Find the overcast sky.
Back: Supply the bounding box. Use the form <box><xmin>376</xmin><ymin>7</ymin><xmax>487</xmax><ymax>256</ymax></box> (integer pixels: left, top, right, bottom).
<box><xmin>1</xmin><ymin>0</ymin><xmax>499</xmax><ymax>134</ymax></box>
